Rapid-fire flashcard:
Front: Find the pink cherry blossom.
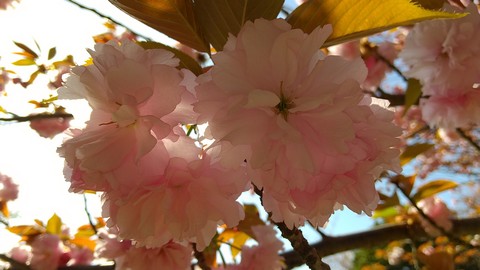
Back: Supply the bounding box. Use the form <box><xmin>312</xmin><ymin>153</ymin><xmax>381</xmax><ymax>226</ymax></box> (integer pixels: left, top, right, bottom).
<box><xmin>58</xmin><ymin>39</ymin><xmax>197</xmax><ymax>193</ymax></box>
<box><xmin>0</xmin><ymin>172</ymin><xmax>18</xmax><ymax>202</ymax></box>
<box><xmin>0</xmin><ymin>68</ymin><xmax>9</xmax><ymax>92</ymax></box>
<box><xmin>118</xmin><ymin>242</ymin><xmax>193</xmax><ymax>270</ymax></box>
<box><xmin>30</xmin><ymin>234</ymin><xmax>68</xmax><ymax>270</ymax></box>
<box><xmin>95</xmin><ymin>231</ymin><xmax>132</xmax><ymax>259</ymax></box>
<box><xmin>29</xmin><ymin>116</ymin><xmax>70</xmax><ymax>138</ymax></box>
<box><xmin>8</xmin><ymin>246</ymin><xmax>30</xmax><ymax>264</ymax></box>
<box><xmin>0</xmin><ymin>0</ymin><xmax>17</xmax><ymax>10</ymax></box>
<box><xmin>328</xmin><ymin>40</ymin><xmax>361</xmax><ymax>60</ymax></box>
<box><xmin>230</xmin><ymin>225</ymin><xmax>284</xmax><ymax>270</ymax></box>
<box><xmin>362</xmin><ymin>42</ymin><xmax>397</xmax><ymax>90</ymax></box>
<box><xmin>194</xmin><ymin>18</ymin><xmax>401</xmax><ymax>228</ymax></box>
<box><xmin>103</xmin><ymin>152</ymin><xmax>248</xmax><ymax>250</ymax></box>
<box><xmin>420</xmin><ymin>88</ymin><xmax>480</xmax><ymax>129</ymax></box>
<box><xmin>399</xmin><ymin>3</ymin><xmax>480</xmax><ymax>90</ymax></box>
<box><xmin>417</xmin><ymin>196</ymin><xmax>453</xmax><ymax>236</ymax></box>
<box><xmin>68</xmin><ymin>247</ymin><xmax>94</xmax><ymax>266</ymax></box>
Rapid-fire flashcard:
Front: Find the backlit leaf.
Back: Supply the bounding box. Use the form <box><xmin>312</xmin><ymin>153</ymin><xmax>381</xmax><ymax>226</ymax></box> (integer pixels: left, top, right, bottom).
<box><xmin>46</xmin><ymin>213</ymin><xmax>62</xmax><ymax>235</ymax></box>
<box><xmin>0</xmin><ymin>201</ymin><xmax>8</xmax><ymax>217</ymax></box>
<box><xmin>373</xmin><ymin>205</ymin><xmax>400</xmax><ymax>219</ymax></box>
<box><xmin>70</xmin><ymin>236</ymin><xmax>96</xmax><ymax>251</ymax></box>
<box><xmin>236</xmin><ymin>204</ymin><xmax>265</xmax><ymax>238</ymax></box>
<box><xmin>109</xmin><ymin>0</ymin><xmax>209</xmax><ymax>52</ymax></box>
<box><xmin>376</xmin><ymin>192</ymin><xmax>400</xmax><ymax>210</ymax></box>
<box><xmin>412</xmin><ymin>180</ymin><xmax>458</xmax><ymax>202</ymax></box>
<box><xmin>13</xmin><ymin>41</ymin><xmax>38</xmax><ymax>59</ymax></box>
<box><xmin>12</xmin><ymin>59</ymin><xmax>36</xmax><ymax>66</ymax></box>
<box><xmin>400</xmin><ymin>143</ymin><xmax>434</xmax><ymax>166</ymax></box>
<box><xmin>403</xmin><ymin>78</ymin><xmax>422</xmax><ymax>116</ymax></box>
<box><xmin>47</xmin><ymin>47</ymin><xmax>56</xmax><ymax>60</ymax></box>
<box><xmin>7</xmin><ymin>225</ymin><xmax>43</xmax><ymax>237</ymax></box>
<box><xmin>218</xmin><ymin>229</ymin><xmax>250</xmax><ymax>258</ymax></box>
<box><xmin>392</xmin><ymin>174</ymin><xmax>417</xmax><ymax>196</ymax></box>
<box><xmin>412</xmin><ymin>0</ymin><xmax>445</xmax><ymax>9</ymax></box>
<box><xmin>287</xmin><ymin>0</ymin><xmax>465</xmax><ymax>47</ymax></box>
<box><xmin>194</xmin><ymin>0</ymin><xmax>284</xmax><ymax>50</ymax></box>
<box><xmin>138</xmin><ymin>41</ymin><xmax>203</xmax><ymax>75</ymax></box>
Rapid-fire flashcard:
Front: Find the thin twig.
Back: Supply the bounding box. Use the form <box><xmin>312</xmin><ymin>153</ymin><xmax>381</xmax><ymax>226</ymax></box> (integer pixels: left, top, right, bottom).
<box><xmin>375</xmin><ymin>51</ymin><xmax>408</xmax><ymax>82</ymax></box>
<box><xmin>395</xmin><ymin>182</ymin><xmax>475</xmax><ymax>249</ymax></box>
<box><xmin>0</xmin><ymin>113</ymin><xmax>73</xmax><ymax>122</ymax></box>
<box><xmin>192</xmin><ymin>243</ymin><xmax>211</xmax><ymax>270</ymax></box>
<box><xmin>456</xmin><ymin>128</ymin><xmax>480</xmax><ymax>153</ymax></box>
<box><xmin>63</xmin><ymin>0</ymin><xmax>151</xmax><ymax>41</ymax></box>
<box><xmin>83</xmin><ymin>194</ymin><xmax>98</xmax><ymax>235</ymax></box>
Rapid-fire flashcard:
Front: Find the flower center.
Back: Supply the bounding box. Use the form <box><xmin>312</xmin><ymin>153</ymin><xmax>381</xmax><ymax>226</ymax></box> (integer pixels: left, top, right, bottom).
<box><xmin>274</xmin><ymin>82</ymin><xmax>295</xmax><ymax>121</ymax></box>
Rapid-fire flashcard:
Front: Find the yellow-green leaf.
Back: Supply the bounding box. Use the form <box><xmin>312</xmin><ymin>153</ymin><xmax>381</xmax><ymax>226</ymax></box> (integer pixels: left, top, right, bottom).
<box><xmin>46</xmin><ymin>213</ymin><xmax>62</xmax><ymax>235</ymax></box>
<box><xmin>7</xmin><ymin>225</ymin><xmax>43</xmax><ymax>237</ymax></box>
<box><xmin>400</xmin><ymin>143</ymin><xmax>434</xmax><ymax>166</ymax></box>
<box><xmin>138</xmin><ymin>41</ymin><xmax>203</xmax><ymax>75</ymax></box>
<box><xmin>287</xmin><ymin>0</ymin><xmax>465</xmax><ymax>47</ymax></box>
<box><xmin>412</xmin><ymin>180</ymin><xmax>458</xmax><ymax>202</ymax></box>
<box><xmin>373</xmin><ymin>205</ymin><xmax>400</xmax><ymax>219</ymax></box>
<box><xmin>12</xmin><ymin>59</ymin><xmax>36</xmax><ymax>66</ymax></box>
<box><xmin>237</xmin><ymin>204</ymin><xmax>265</xmax><ymax>238</ymax></box>
<box><xmin>47</xmin><ymin>47</ymin><xmax>57</xmax><ymax>60</ymax></box>
<box><xmin>194</xmin><ymin>0</ymin><xmax>284</xmax><ymax>51</ymax></box>
<box><xmin>218</xmin><ymin>229</ymin><xmax>250</xmax><ymax>258</ymax></box>
<box><xmin>376</xmin><ymin>192</ymin><xmax>400</xmax><ymax>211</ymax></box>
<box><xmin>109</xmin><ymin>0</ymin><xmax>209</xmax><ymax>52</ymax></box>
<box><xmin>403</xmin><ymin>78</ymin><xmax>422</xmax><ymax>116</ymax></box>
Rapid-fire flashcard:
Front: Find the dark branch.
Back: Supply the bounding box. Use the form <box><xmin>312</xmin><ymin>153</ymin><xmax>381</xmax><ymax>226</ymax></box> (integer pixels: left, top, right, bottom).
<box><xmin>282</xmin><ymin>217</ymin><xmax>480</xmax><ymax>269</ymax></box>
<box><xmin>456</xmin><ymin>128</ymin><xmax>480</xmax><ymax>153</ymax></box>
<box><xmin>0</xmin><ymin>113</ymin><xmax>73</xmax><ymax>123</ymax></box>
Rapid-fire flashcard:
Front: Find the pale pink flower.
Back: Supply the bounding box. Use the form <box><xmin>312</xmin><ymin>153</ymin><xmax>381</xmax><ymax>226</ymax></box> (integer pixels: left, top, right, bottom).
<box><xmin>399</xmin><ymin>3</ymin><xmax>480</xmax><ymax>90</ymax></box>
<box><xmin>8</xmin><ymin>246</ymin><xmax>31</xmax><ymax>264</ymax></box>
<box><xmin>95</xmin><ymin>231</ymin><xmax>132</xmax><ymax>259</ymax></box>
<box><xmin>0</xmin><ymin>68</ymin><xmax>9</xmax><ymax>92</ymax></box>
<box><xmin>328</xmin><ymin>40</ymin><xmax>361</xmax><ymax>60</ymax></box>
<box><xmin>362</xmin><ymin>42</ymin><xmax>397</xmax><ymax>90</ymax></box>
<box><xmin>230</xmin><ymin>225</ymin><xmax>284</xmax><ymax>270</ymax></box>
<box><xmin>194</xmin><ymin>19</ymin><xmax>401</xmax><ymax>228</ymax></box>
<box><xmin>417</xmin><ymin>196</ymin><xmax>454</xmax><ymax>236</ymax></box>
<box><xmin>0</xmin><ymin>0</ymin><xmax>17</xmax><ymax>10</ymax></box>
<box><xmin>0</xmin><ymin>173</ymin><xmax>18</xmax><ymax>202</ymax></box>
<box><xmin>68</xmin><ymin>247</ymin><xmax>94</xmax><ymax>266</ymax></box>
<box><xmin>103</xmin><ymin>152</ymin><xmax>248</xmax><ymax>250</ymax></box>
<box><xmin>118</xmin><ymin>242</ymin><xmax>193</xmax><ymax>270</ymax></box>
<box><xmin>58</xmin><ymin>39</ymin><xmax>197</xmax><ymax>193</ymax></box>
<box><xmin>29</xmin><ymin>117</ymin><xmax>70</xmax><ymax>138</ymax></box>
<box><xmin>420</xmin><ymin>88</ymin><xmax>480</xmax><ymax>129</ymax></box>
<box><xmin>30</xmin><ymin>234</ymin><xmax>68</xmax><ymax>270</ymax></box>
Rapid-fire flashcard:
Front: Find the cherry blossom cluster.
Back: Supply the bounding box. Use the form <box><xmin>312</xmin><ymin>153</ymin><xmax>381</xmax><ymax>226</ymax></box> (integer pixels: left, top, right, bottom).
<box><xmin>400</xmin><ymin>3</ymin><xmax>480</xmax><ymax>129</ymax></box>
<box><xmin>58</xmin><ymin>18</ymin><xmax>400</xmax><ymax>263</ymax></box>
<box><xmin>0</xmin><ymin>172</ymin><xmax>18</xmax><ymax>203</ymax></box>
<box><xmin>29</xmin><ymin>117</ymin><xmax>71</xmax><ymax>138</ymax></box>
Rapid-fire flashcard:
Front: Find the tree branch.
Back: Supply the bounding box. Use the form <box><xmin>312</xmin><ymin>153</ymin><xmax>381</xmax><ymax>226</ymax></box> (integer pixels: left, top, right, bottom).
<box><xmin>0</xmin><ymin>113</ymin><xmax>73</xmax><ymax>122</ymax></box>
<box><xmin>456</xmin><ymin>128</ymin><xmax>480</xmax><ymax>153</ymax></box>
<box><xmin>282</xmin><ymin>217</ymin><xmax>480</xmax><ymax>269</ymax></box>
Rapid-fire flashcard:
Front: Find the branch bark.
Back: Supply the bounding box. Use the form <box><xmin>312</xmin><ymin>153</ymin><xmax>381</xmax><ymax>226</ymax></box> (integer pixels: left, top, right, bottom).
<box><xmin>282</xmin><ymin>217</ymin><xmax>480</xmax><ymax>269</ymax></box>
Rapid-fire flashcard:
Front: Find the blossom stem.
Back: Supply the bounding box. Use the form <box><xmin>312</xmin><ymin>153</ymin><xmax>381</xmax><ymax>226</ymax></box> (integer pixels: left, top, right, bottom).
<box><xmin>0</xmin><ymin>112</ymin><xmax>73</xmax><ymax>122</ymax></box>
<box><xmin>63</xmin><ymin>0</ymin><xmax>151</xmax><ymax>41</ymax></box>
<box><xmin>394</xmin><ymin>182</ymin><xmax>474</xmax><ymax>248</ymax></box>
<box><xmin>192</xmin><ymin>243</ymin><xmax>211</xmax><ymax>270</ymax></box>
<box><xmin>456</xmin><ymin>128</ymin><xmax>480</xmax><ymax>153</ymax></box>
<box><xmin>83</xmin><ymin>194</ymin><xmax>98</xmax><ymax>235</ymax></box>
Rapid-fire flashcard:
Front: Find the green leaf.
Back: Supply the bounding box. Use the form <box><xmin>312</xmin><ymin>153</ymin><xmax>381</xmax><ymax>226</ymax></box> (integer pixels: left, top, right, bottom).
<box><xmin>400</xmin><ymin>143</ymin><xmax>434</xmax><ymax>166</ymax></box>
<box><xmin>194</xmin><ymin>0</ymin><xmax>284</xmax><ymax>51</ymax></box>
<box><xmin>13</xmin><ymin>41</ymin><xmax>39</xmax><ymax>59</ymax></box>
<box><xmin>46</xmin><ymin>213</ymin><xmax>62</xmax><ymax>235</ymax></box>
<box><xmin>12</xmin><ymin>59</ymin><xmax>36</xmax><ymax>66</ymax></box>
<box><xmin>373</xmin><ymin>205</ymin><xmax>399</xmax><ymax>219</ymax></box>
<box><xmin>138</xmin><ymin>41</ymin><xmax>203</xmax><ymax>75</ymax></box>
<box><xmin>403</xmin><ymin>78</ymin><xmax>422</xmax><ymax>116</ymax></box>
<box><xmin>287</xmin><ymin>0</ymin><xmax>466</xmax><ymax>47</ymax></box>
<box><xmin>376</xmin><ymin>192</ymin><xmax>400</xmax><ymax>211</ymax></box>
<box><xmin>412</xmin><ymin>180</ymin><xmax>459</xmax><ymax>202</ymax></box>
<box><xmin>47</xmin><ymin>47</ymin><xmax>57</xmax><ymax>60</ymax></box>
<box><xmin>109</xmin><ymin>0</ymin><xmax>209</xmax><ymax>52</ymax></box>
